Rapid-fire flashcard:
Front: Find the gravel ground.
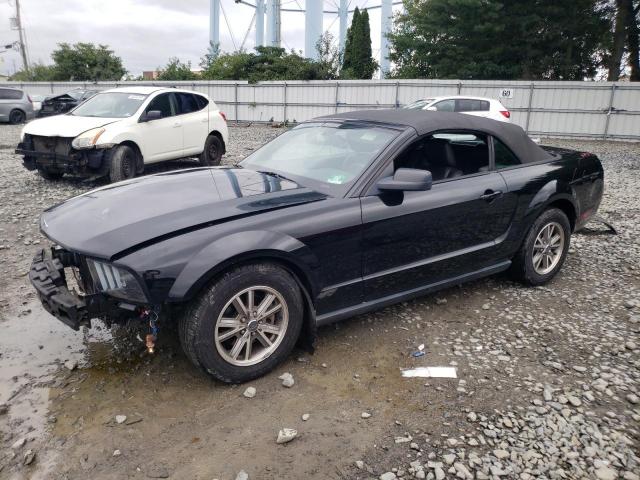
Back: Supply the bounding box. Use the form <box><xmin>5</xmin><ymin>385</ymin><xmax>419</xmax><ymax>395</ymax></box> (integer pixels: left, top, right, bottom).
<box><xmin>0</xmin><ymin>124</ymin><xmax>638</xmax><ymax>480</ymax></box>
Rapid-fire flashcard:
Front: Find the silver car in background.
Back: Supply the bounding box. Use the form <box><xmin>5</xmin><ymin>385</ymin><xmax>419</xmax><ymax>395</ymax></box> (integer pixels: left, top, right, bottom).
<box><xmin>0</xmin><ymin>87</ymin><xmax>35</xmax><ymax>124</ymax></box>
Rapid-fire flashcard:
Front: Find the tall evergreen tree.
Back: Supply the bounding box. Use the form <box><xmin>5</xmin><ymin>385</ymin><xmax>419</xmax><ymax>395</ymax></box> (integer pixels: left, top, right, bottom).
<box><xmin>341</xmin><ymin>7</ymin><xmax>378</xmax><ymax>79</ymax></box>
<box><xmin>388</xmin><ymin>0</ymin><xmax>610</xmax><ymax>80</ymax></box>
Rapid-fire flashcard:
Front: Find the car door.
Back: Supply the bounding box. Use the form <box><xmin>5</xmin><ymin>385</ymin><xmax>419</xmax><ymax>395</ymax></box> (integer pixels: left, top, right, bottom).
<box><xmin>360</xmin><ymin>131</ymin><xmax>518</xmax><ymax>301</ymax></box>
<box><xmin>0</xmin><ymin>88</ymin><xmax>20</xmax><ymax>122</ymax></box>
<box><xmin>455</xmin><ymin>99</ymin><xmax>491</xmax><ymax>119</ymax></box>
<box><xmin>136</xmin><ymin>92</ymin><xmax>183</xmax><ymax>163</ymax></box>
<box><xmin>176</xmin><ymin>92</ymin><xmax>209</xmax><ymax>156</ymax></box>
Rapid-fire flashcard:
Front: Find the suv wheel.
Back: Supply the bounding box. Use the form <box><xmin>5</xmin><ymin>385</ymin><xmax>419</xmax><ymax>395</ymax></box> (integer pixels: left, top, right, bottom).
<box><xmin>109</xmin><ymin>145</ymin><xmax>137</xmax><ymax>183</ymax></box>
<box><xmin>199</xmin><ymin>135</ymin><xmax>223</xmax><ymax>166</ymax></box>
<box><xmin>179</xmin><ymin>263</ymin><xmax>304</xmax><ymax>383</ymax></box>
<box><xmin>510</xmin><ymin>208</ymin><xmax>571</xmax><ymax>285</ymax></box>
<box><xmin>9</xmin><ymin>110</ymin><xmax>26</xmax><ymax>125</ymax></box>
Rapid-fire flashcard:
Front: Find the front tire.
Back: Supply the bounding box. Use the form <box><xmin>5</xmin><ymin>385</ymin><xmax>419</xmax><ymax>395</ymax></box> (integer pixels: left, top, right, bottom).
<box><xmin>38</xmin><ymin>168</ymin><xmax>64</xmax><ymax>180</ymax></box>
<box><xmin>108</xmin><ymin>145</ymin><xmax>137</xmax><ymax>183</ymax></box>
<box><xmin>179</xmin><ymin>263</ymin><xmax>304</xmax><ymax>383</ymax></box>
<box><xmin>510</xmin><ymin>208</ymin><xmax>571</xmax><ymax>285</ymax></box>
<box><xmin>199</xmin><ymin>134</ymin><xmax>223</xmax><ymax>166</ymax></box>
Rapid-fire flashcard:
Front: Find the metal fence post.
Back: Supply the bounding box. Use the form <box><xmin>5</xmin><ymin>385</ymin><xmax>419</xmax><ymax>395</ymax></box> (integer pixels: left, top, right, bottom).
<box><xmin>395</xmin><ymin>81</ymin><xmax>400</xmax><ymax>108</ymax></box>
<box><xmin>525</xmin><ymin>83</ymin><xmax>535</xmax><ymax>134</ymax></box>
<box><xmin>603</xmin><ymin>83</ymin><xmax>616</xmax><ymax>140</ymax></box>
<box><xmin>234</xmin><ymin>82</ymin><xmax>239</xmax><ymax>124</ymax></box>
<box><xmin>335</xmin><ymin>81</ymin><xmax>340</xmax><ymax>113</ymax></box>
<box><xmin>457</xmin><ymin>81</ymin><xmax>462</xmax><ymax>94</ymax></box>
<box><xmin>283</xmin><ymin>82</ymin><xmax>287</xmax><ymax>123</ymax></box>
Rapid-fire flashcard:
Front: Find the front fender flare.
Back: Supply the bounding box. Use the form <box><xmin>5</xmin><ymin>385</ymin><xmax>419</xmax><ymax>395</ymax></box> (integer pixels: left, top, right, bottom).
<box><xmin>167</xmin><ymin>230</ymin><xmax>319</xmax><ymax>302</ymax></box>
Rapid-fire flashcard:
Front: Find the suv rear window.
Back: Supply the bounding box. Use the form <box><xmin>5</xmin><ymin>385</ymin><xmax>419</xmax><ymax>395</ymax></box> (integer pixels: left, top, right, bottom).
<box><xmin>195</xmin><ymin>94</ymin><xmax>209</xmax><ymax>110</ymax></box>
<box><xmin>456</xmin><ymin>99</ymin><xmax>490</xmax><ymax>112</ymax></box>
<box><xmin>0</xmin><ymin>88</ymin><xmax>23</xmax><ymax>100</ymax></box>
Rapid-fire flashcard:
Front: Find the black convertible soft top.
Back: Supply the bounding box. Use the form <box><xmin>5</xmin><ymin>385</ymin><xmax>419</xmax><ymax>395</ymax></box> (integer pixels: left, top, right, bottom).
<box><xmin>317</xmin><ymin>109</ymin><xmax>553</xmax><ymax>164</ymax></box>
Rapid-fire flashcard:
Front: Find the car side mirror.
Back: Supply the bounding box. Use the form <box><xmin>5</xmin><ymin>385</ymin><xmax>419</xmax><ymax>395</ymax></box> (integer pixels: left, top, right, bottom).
<box><xmin>377</xmin><ymin>168</ymin><xmax>433</xmax><ymax>192</ymax></box>
<box><xmin>141</xmin><ymin>110</ymin><xmax>162</xmax><ymax>122</ymax></box>
<box><xmin>425</xmin><ymin>106</ymin><xmax>437</xmax><ymax>111</ymax></box>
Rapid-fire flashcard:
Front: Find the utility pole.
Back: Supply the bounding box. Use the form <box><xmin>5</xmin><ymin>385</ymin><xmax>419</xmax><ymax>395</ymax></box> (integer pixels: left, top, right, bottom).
<box><xmin>14</xmin><ymin>0</ymin><xmax>29</xmax><ymax>71</ymax></box>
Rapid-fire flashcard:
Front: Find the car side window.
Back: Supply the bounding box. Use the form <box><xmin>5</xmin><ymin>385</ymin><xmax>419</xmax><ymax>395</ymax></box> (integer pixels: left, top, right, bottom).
<box><xmin>146</xmin><ymin>93</ymin><xmax>174</xmax><ymax>118</ymax></box>
<box><xmin>493</xmin><ymin>137</ymin><xmax>521</xmax><ymax>169</ymax></box>
<box><xmin>456</xmin><ymin>99</ymin><xmax>490</xmax><ymax>112</ymax></box>
<box><xmin>0</xmin><ymin>88</ymin><xmax>23</xmax><ymax>100</ymax></box>
<box><xmin>394</xmin><ymin>131</ymin><xmax>490</xmax><ymax>182</ymax></box>
<box><xmin>176</xmin><ymin>93</ymin><xmax>200</xmax><ymax>115</ymax></box>
<box><xmin>432</xmin><ymin>99</ymin><xmax>455</xmax><ymax>112</ymax></box>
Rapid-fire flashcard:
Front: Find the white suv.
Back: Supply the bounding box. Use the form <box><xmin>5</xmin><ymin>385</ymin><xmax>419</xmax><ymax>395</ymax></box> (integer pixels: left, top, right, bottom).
<box><xmin>403</xmin><ymin>96</ymin><xmax>511</xmax><ymax>122</ymax></box>
<box><xmin>17</xmin><ymin>86</ymin><xmax>229</xmax><ymax>182</ymax></box>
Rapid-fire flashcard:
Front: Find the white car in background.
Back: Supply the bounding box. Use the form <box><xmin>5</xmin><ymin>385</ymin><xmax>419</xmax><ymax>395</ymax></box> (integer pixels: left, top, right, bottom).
<box><xmin>403</xmin><ymin>96</ymin><xmax>511</xmax><ymax>122</ymax></box>
<box><xmin>16</xmin><ymin>86</ymin><xmax>229</xmax><ymax>182</ymax></box>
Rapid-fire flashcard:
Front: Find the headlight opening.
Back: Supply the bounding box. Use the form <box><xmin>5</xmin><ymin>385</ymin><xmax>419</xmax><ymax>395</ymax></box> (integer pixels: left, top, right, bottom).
<box><xmin>86</xmin><ymin>259</ymin><xmax>147</xmax><ymax>303</ymax></box>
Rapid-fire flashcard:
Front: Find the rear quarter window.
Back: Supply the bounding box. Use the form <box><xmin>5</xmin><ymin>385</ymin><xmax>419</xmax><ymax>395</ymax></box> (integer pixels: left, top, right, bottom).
<box><xmin>0</xmin><ymin>88</ymin><xmax>23</xmax><ymax>100</ymax></box>
<box><xmin>195</xmin><ymin>94</ymin><xmax>209</xmax><ymax>110</ymax></box>
<box><xmin>493</xmin><ymin>137</ymin><xmax>521</xmax><ymax>168</ymax></box>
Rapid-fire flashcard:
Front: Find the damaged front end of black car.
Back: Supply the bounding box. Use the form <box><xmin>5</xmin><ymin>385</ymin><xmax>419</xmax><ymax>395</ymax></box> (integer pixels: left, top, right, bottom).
<box><xmin>29</xmin><ymin>246</ymin><xmax>161</xmax><ymax>351</ymax></box>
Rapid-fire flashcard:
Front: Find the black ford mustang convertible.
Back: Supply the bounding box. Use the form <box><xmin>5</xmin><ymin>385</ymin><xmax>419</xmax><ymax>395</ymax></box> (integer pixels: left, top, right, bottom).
<box><xmin>29</xmin><ymin>110</ymin><xmax>604</xmax><ymax>382</ymax></box>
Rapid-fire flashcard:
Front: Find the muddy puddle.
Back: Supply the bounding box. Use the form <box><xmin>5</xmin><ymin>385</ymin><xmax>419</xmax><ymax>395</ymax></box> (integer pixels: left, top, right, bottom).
<box><xmin>0</xmin><ymin>301</ymin><xmax>126</xmax><ymax>479</ymax></box>
<box><xmin>1</xmin><ymin>291</ymin><xmax>469</xmax><ymax>479</ymax></box>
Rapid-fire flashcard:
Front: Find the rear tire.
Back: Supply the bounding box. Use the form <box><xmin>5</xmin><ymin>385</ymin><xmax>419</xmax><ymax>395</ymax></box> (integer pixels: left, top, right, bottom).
<box><xmin>108</xmin><ymin>145</ymin><xmax>137</xmax><ymax>183</ymax></box>
<box><xmin>179</xmin><ymin>263</ymin><xmax>304</xmax><ymax>383</ymax></box>
<box><xmin>199</xmin><ymin>135</ymin><xmax>223</xmax><ymax>166</ymax></box>
<box><xmin>510</xmin><ymin>208</ymin><xmax>571</xmax><ymax>286</ymax></box>
<box><xmin>9</xmin><ymin>109</ymin><xmax>26</xmax><ymax>125</ymax></box>
<box><xmin>38</xmin><ymin>168</ymin><xmax>64</xmax><ymax>180</ymax></box>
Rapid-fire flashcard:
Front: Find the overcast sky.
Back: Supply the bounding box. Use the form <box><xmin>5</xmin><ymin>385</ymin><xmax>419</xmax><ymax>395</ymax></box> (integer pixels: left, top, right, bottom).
<box><xmin>0</xmin><ymin>0</ymin><xmax>399</xmax><ymax>77</ymax></box>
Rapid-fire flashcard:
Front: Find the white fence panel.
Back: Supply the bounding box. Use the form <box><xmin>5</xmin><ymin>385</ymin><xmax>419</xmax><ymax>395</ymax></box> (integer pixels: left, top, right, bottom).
<box><xmin>5</xmin><ymin>79</ymin><xmax>639</xmax><ymax>140</ymax></box>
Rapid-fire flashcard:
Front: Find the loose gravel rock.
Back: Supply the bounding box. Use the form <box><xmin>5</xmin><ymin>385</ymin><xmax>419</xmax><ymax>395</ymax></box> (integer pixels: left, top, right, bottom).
<box><xmin>349</xmin><ymin>138</ymin><xmax>640</xmax><ymax>480</ymax></box>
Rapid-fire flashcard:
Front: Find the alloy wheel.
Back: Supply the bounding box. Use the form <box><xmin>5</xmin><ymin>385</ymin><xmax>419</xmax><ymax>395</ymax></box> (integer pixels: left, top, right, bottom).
<box><xmin>532</xmin><ymin>221</ymin><xmax>565</xmax><ymax>275</ymax></box>
<box><xmin>214</xmin><ymin>286</ymin><xmax>289</xmax><ymax>366</ymax></box>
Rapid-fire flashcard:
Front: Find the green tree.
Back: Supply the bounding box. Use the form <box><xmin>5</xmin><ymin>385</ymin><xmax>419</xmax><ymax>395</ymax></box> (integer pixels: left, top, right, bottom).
<box><xmin>200</xmin><ymin>41</ymin><xmax>221</xmax><ymax>70</ymax></box>
<box><xmin>50</xmin><ymin>43</ymin><xmax>126</xmax><ymax>81</ymax></box>
<box><xmin>157</xmin><ymin>57</ymin><xmax>198</xmax><ymax>81</ymax></box>
<box><xmin>316</xmin><ymin>32</ymin><xmax>341</xmax><ymax>80</ymax></box>
<box><xmin>606</xmin><ymin>0</ymin><xmax>640</xmax><ymax>80</ymax></box>
<box><xmin>388</xmin><ymin>0</ymin><xmax>610</xmax><ymax>80</ymax></box>
<box><xmin>201</xmin><ymin>46</ymin><xmax>336</xmax><ymax>82</ymax></box>
<box><xmin>9</xmin><ymin>62</ymin><xmax>56</xmax><ymax>81</ymax></box>
<box><xmin>341</xmin><ymin>7</ymin><xmax>378</xmax><ymax>79</ymax></box>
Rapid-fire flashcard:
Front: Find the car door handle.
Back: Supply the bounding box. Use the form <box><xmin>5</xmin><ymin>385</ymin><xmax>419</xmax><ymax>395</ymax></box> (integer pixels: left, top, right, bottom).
<box><xmin>480</xmin><ymin>190</ymin><xmax>503</xmax><ymax>202</ymax></box>
<box><xmin>173</xmin><ymin>122</ymin><xmax>181</xmax><ymax>128</ymax></box>
<box><xmin>200</xmin><ymin>118</ymin><xmax>208</xmax><ymax>123</ymax></box>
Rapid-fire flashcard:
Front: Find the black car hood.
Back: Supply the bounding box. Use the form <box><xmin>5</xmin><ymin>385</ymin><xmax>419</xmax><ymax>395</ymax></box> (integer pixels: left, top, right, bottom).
<box><xmin>44</xmin><ymin>93</ymin><xmax>76</xmax><ymax>103</ymax></box>
<box><xmin>41</xmin><ymin>167</ymin><xmax>327</xmax><ymax>260</ymax></box>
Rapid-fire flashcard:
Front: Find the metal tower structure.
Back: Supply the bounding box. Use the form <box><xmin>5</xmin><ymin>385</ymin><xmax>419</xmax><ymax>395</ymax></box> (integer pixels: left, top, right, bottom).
<box><xmin>211</xmin><ymin>1</ymin><xmax>400</xmax><ymax>76</ymax></box>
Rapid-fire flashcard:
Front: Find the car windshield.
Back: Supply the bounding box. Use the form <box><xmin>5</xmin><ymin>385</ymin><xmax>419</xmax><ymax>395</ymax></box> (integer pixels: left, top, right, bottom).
<box><xmin>240</xmin><ymin>123</ymin><xmax>397</xmax><ymax>188</ymax></box>
<box><xmin>71</xmin><ymin>92</ymin><xmax>148</xmax><ymax>118</ymax></box>
<box><xmin>403</xmin><ymin>99</ymin><xmax>435</xmax><ymax>110</ymax></box>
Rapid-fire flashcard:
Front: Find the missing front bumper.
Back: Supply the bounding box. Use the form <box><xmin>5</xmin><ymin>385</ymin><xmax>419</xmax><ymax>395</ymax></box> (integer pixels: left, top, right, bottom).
<box><xmin>17</xmin><ymin>143</ymin><xmax>110</xmax><ymax>176</ymax></box>
<box><xmin>29</xmin><ymin>248</ymin><xmax>139</xmax><ymax>330</ymax></box>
